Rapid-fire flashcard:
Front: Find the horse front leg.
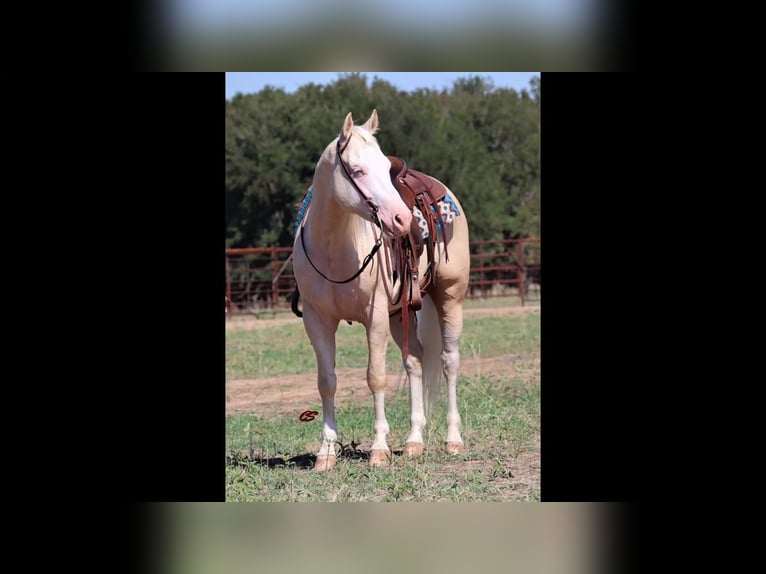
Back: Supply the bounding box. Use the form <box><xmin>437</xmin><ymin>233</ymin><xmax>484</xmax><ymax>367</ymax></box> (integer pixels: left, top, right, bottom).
<box><xmin>366</xmin><ymin>317</ymin><xmax>391</xmax><ymax>467</ymax></box>
<box><xmin>389</xmin><ymin>309</ymin><xmax>426</xmax><ymax>457</ymax></box>
<box><xmin>302</xmin><ymin>305</ymin><xmax>340</xmax><ymax>471</ymax></box>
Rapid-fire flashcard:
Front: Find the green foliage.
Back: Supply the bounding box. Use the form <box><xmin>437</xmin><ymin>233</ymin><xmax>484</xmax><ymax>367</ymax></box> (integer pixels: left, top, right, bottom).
<box><xmin>226</xmin><ymin>74</ymin><xmax>540</xmax><ymax>247</ymax></box>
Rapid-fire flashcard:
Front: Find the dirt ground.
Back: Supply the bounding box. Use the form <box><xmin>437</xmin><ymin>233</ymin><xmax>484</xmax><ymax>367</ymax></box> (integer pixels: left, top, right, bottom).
<box><xmin>227</xmin><ymin>354</ymin><xmax>537</xmax><ymax>416</ymax></box>
<box><xmin>226</xmin><ymin>304</ymin><xmax>540</xmax><ymax>418</ymax></box>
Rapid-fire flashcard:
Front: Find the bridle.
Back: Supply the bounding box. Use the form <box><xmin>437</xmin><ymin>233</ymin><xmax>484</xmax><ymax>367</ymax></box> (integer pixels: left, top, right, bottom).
<box><xmin>298</xmin><ymin>133</ymin><xmax>384</xmax><ymax>285</ymax></box>
<box><xmin>336</xmin><ymin>134</ymin><xmax>383</xmax><ymax>230</ymax></box>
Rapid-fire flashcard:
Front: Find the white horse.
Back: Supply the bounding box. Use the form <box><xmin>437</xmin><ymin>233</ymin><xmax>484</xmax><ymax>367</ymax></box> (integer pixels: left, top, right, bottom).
<box><xmin>293</xmin><ymin>110</ymin><xmax>470</xmax><ymax>470</ymax></box>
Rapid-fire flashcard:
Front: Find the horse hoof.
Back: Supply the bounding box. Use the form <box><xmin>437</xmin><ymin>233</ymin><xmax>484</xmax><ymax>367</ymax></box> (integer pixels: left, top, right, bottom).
<box><xmin>445</xmin><ymin>442</ymin><xmax>466</xmax><ymax>455</ymax></box>
<box><xmin>369</xmin><ymin>449</ymin><xmax>391</xmax><ymax>467</ymax></box>
<box><xmin>403</xmin><ymin>442</ymin><xmax>424</xmax><ymax>457</ymax></box>
<box><xmin>313</xmin><ymin>455</ymin><xmax>337</xmax><ymax>471</ymax></box>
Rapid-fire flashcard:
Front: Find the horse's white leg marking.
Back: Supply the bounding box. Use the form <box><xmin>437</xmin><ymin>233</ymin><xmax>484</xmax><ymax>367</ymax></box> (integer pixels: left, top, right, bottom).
<box><xmin>302</xmin><ymin>304</ymin><xmax>340</xmax><ymax>470</ymax></box>
<box><xmin>441</xmin><ymin>302</ymin><xmax>465</xmax><ymax>453</ymax></box>
<box><xmin>390</xmin><ymin>310</ymin><xmax>426</xmax><ymax>456</ymax></box>
<box><xmin>366</xmin><ymin>315</ymin><xmax>392</xmax><ymax>466</ymax></box>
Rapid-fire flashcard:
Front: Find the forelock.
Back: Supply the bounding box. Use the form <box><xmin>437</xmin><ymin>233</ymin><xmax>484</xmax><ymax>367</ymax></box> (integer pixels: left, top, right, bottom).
<box><xmin>351</xmin><ymin>125</ymin><xmax>379</xmax><ymax>148</ymax></box>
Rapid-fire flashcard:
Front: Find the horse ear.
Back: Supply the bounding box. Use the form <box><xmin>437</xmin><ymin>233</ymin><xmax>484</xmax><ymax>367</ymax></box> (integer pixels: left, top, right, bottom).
<box><xmin>339</xmin><ymin>112</ymin><xmax>354</xmax><ymax>146</ymax></box>
<box><xmin>362</xmin><ymin>109</ymin><xmax>379</xmax><ymax>135</ymax></box>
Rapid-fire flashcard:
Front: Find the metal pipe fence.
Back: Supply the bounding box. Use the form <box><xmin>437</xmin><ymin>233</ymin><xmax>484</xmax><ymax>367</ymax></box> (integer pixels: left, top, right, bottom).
<box><xmin>225</xmin><ymin>238</ymin><xmax>539</xmax><ymax>315</ymax></box>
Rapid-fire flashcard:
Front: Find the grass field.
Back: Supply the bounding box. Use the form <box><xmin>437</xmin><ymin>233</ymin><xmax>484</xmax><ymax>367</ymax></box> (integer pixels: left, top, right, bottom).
<box><xmin>226</xmin><ymin>304</ymin><xmax>540</xmax><ymax>501</ymax></box>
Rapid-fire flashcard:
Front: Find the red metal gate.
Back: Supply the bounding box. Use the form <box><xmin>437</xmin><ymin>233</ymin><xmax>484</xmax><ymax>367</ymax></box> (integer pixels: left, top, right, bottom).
<box><xmin>225</xmin><ymin>238</ymin><xmax>539</xmax><ymax>315</ymax></box>
<box><xmin>469</xmin><ymin>238</ymin><xmax>540</xmax><ymax>306</ymax></box>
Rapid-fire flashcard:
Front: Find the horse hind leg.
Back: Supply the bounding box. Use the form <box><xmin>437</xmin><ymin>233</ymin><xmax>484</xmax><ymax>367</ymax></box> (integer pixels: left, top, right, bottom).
<box><xmin>435</xmin><ymin>295</ymin><xmax>466</xmax><ymax>454</ymax></box>
<box><xmin>302</xmin><ymin>306</ymin><xmax>340</xmax><ymax>471</ymax></box>
<box><xmin>389</xmin><ymin>309</ymin><xmax>426</xmax><ymax>457</ymax></box>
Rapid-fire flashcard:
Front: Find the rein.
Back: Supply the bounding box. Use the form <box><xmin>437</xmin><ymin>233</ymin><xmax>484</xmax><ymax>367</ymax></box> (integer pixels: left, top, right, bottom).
<box><xmin>297</xmin><ymin>133</ymin><xmax>384</xmax><ymax>285</ymax></box>
<box><xmin>299</xmin><ymin>224</ymin><xmax>382</xmax><ymax>284</ymax></box>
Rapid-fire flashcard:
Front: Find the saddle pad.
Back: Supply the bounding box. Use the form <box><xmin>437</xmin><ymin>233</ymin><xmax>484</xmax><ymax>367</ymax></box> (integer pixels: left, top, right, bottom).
<box><xmin>412</xmin><ymin>192</ymin><xmax>461</xmax><ymax>239</ymax></box>
<box><xmin>294</xmin><ymin>187</ymin><xmax>313</xmax><ymax>237</ymax></box>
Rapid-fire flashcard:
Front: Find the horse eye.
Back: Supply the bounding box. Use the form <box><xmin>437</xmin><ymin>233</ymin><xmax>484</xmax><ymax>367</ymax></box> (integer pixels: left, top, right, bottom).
<box><xmin>352</xmin><ymin>169</ymin><xmax>364</xmax><ymax>178</ymax></box>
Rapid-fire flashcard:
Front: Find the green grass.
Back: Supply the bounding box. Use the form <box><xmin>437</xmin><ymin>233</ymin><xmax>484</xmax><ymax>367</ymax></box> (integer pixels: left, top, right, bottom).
<box><xmin>226</xmin><ymin>308</ymin><xmax>540</xmax><ymax>501</ymax></box>
<box><xmin>226</xmin><ymin>311</ymin><xmax>540</xmax><ymax>380</ymax></box>
<box><xmin>463</xmin><ymin>295</ymin><xmax>539</xmax><ymax>309</ymax></box>
<box><xmin>461</xmin><ymin>315</ymin><xmax>540</xmax><ymax>359</ymax></box>
<box><xmin>226</xmin><ymin>369</ymin><xmax>539</xmax><ymax>501</ymax></box>
<box><xmin>226</xmin><ymin>295</ymin><xmax>538</xmax><ymax>321</ymax></box>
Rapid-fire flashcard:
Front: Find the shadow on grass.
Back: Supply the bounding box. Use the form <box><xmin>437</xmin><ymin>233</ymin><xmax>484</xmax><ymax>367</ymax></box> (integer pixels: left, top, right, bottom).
<box><xmin>227</xmin><ymin>443</ymin><xmax>406</xmax><ymax>470</ymax></box>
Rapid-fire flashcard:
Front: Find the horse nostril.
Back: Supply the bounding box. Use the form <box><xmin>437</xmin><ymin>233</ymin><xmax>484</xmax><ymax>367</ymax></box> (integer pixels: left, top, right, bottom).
<box><xmin>394</xmin><ymin>214</ymin><xmax>405</xmax><ymax>227</ymax></box>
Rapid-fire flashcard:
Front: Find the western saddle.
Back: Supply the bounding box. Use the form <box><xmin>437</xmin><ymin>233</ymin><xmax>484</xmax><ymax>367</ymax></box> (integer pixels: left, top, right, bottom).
<box><xmin>387</xmin><ymin>156</ymin><xmax>451</xmax><ymax>311</ymax></box>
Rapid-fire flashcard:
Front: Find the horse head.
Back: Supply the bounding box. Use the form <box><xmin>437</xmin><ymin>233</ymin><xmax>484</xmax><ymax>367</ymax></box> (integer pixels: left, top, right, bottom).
<box><xmin>334</xmin><ymin>110</ymin><xmax>412</xmax><ymax>238</ymax></box>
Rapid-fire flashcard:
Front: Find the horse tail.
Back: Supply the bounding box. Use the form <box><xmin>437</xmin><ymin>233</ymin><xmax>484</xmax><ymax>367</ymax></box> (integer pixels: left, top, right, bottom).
<box><xmin>418</xmin><ymin>294</ymin><xmax>443</xmax><ymax>419</ymax></box>
<box><xmin>291</xmin><ymin>288</ymin><xmax>303</xmax><ymax>317</ymax></box>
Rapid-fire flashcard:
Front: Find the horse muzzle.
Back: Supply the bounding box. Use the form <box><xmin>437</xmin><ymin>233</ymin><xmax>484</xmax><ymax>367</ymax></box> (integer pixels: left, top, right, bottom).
<box><xmin>383</xmin><ymin>208</ymin><xmax>412</xmax><ymax>238</ymax></box>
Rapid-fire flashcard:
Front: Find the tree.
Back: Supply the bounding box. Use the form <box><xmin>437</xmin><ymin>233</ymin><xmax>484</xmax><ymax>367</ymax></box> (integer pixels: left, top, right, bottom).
<box><xmin>225</xmin><ymin>74</ymin><xmax>540</xmax><ymax>247</ymax></box>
